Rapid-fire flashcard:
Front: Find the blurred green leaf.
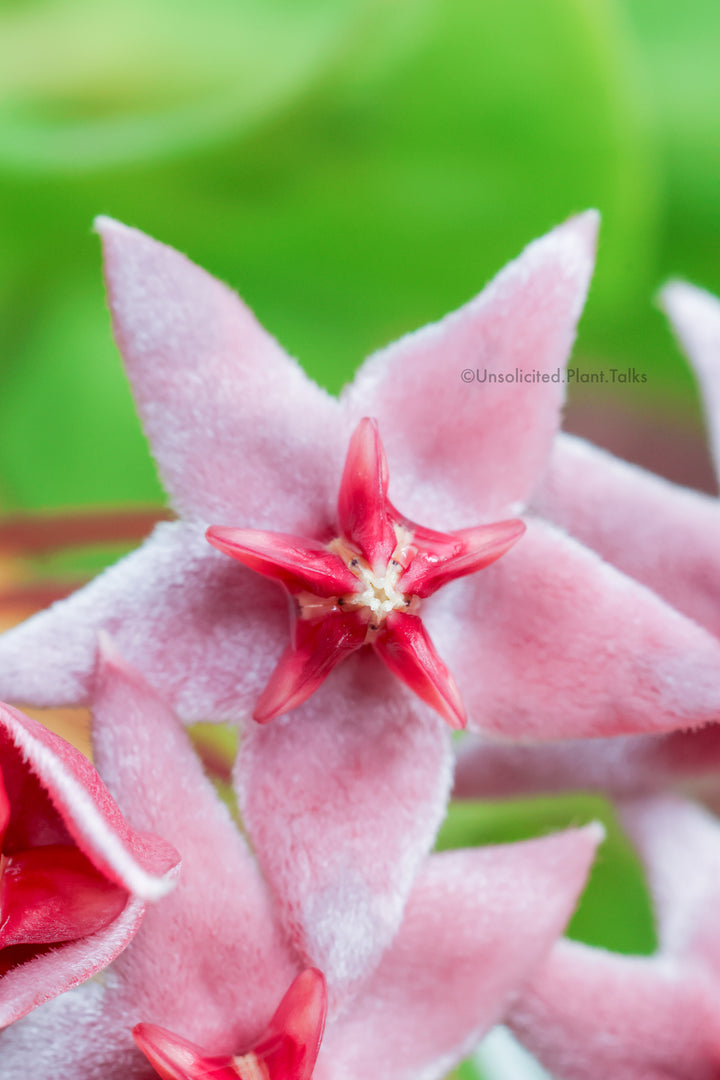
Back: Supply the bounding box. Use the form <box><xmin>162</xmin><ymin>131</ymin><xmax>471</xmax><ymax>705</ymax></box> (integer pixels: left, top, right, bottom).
<box><xmin>1</xmin><ymin>0</ymin><xmax>661</xmax><ymax>508</ymax></box>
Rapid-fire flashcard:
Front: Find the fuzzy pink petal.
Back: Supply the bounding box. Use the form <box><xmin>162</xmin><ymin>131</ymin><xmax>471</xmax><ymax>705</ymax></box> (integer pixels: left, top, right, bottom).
<box><xmin>0</xmin><ymin>522</ymin><xmax>287</xmax><ymax>723</ymax></box>
<box><xmin>343</xmin><ymin>213</ymin><xmax>598</xmax><ymax>528</ymax></box>
<box><xmin>237</xmin><ymin>657</ymin><xmax>452</xmax><ymax>998</ymax></box>
<box><xmin>510</xmin><ymin>940</ymin><xmax>720</xmax><ymax>1080</ymax></box>
<box><xmin>452</xmin><ymin>726</ymin><xmax>720</xmax><ymax>800</ymax></box>
<box><xmin>533</xmin><ymin>434</ymin><xmax>720</xmax><ymax>637</ymax></box>
<box><xmin>319</xmin><ymin>826</ymin><xmax>601</xmax><ymax>1080</ymax></box>
<box><xmin>0</xmin><ymin>699</ymin><xmax>177</xmax><ymax>1028</ymax></box>
<box><xmin>96</xmin><ymin>217</ymin><xmax>344</xmax><ymax>529</ymax></box>
<box><xmin>91</xmin><ymin>641</ymin><xmax>297</xmax><ymax>1051</ymax></box>
<box><xmin>621</xmin><ymin>795</ymin><xmax>720</xmax><ymax>964</ymax></box>
<box><xmin>428</xmin><ymin>517</ymin><xmax>720</xmax><ymax>739</ymax></box>
<box><xmin>662</xmin><ymin>282</ymin><xmax>720</xmax><ymax>479</ymax></box>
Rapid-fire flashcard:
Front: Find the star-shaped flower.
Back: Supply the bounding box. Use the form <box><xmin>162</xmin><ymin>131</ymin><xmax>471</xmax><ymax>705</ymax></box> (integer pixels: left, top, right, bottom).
<box><xmin>3</xmin><ymin>213</ymin><xmax>720</xmax><ymax>988</ymax></box>
<box><xmin>0</xmin><ymin>693</ymin><xmax>178</xmax><ymax>1028</ymax></box>
<box><xmin>507</xmin><ymin>795</ymin><xmax>720</xmax><ymax>1080</ymax></box>
<box><xmin>207</xmin><ymin>416</ymin><xmax>524</xmax><ymax>728</ymax></box>
<box><xmin>0</xmin><ymin>643</ymin><xmax>601</xmax><ymax>1080</ymax></box>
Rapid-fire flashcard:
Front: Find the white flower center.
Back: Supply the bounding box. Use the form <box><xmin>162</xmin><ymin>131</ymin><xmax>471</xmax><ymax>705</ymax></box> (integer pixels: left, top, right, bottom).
<box><xmin>329</xmin><ymin>529</ymin><xmax>420</xmax><ymax>632</ymax></box>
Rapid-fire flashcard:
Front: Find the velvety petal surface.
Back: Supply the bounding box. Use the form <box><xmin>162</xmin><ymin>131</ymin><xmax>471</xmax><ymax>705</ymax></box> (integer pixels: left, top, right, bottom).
<box><xmin>533</xmin><ymin>433</ymin><xmax>720</xmax><ymax>637</ymax></box>
<box><xmin>452</xmin><ymin>727</ymin><xmax>720</xmax><ymax>800</ymax></box>
<box><xmin>510</xmin><ymin>940</ymin><xmax>720</xmax><ymax>1080</ymax></box>
<box><xmin>318</xmin><ymin>826</ymin><xmax>602</xmax><ymax>1080</ymax></box>
<box><xmin>343</xmin><ymin>213</ymin><xmax>598</xmax><ymax>529</ymax></box>
<box><xmin>662</xmin><ymin>282</ymin><xmax>720</xmax><ymax>477</ymax></box>
<box><xmin>510</xmin><ymin>796</ymin><xmax>720</xmax><ymax>1080</ymax></box>
<box><xmin>97</xmin><ymin>217</ymin><xmax>344</xmax><ymax>530</ymax></box>
<box><xmin>427</xmin><ymin>517</ymin><xmax>720</xmax><ymax>739</ymax></box>
<box><xmin>236</xmin><ymin>656</ymin><xmax>452</xmax><ymax>997</ymax></box>
<box><xmin>620</xmin><ymin>795</ymin><xmax>720</xmax><ymax>962</ymax></box>
<box><xmin>90</xmin><ymin>642</ymin><xmax>298</xmax><ymax>1053</ymax></box>
<box><xmin>0</xmin><ymin>697</ymin><xmax>178</xmax><ymax>1027</ymax></box>
<box><xmin>0</xmin><ymin>522</ymin><xmax>287</xmax><ymax>723</ymax></box>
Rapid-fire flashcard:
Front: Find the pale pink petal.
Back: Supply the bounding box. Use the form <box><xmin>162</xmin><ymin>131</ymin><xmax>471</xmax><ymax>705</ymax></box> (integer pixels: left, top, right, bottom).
<box><xmin>662</xmin><ymin>282</ymin><xmax>720</xmax><ymax>478</ymax></box>
<box><xmin>621</xmin><ymin>795</ymin><xmax>720</xmax><ymax>964</ymax></box>
<box><xmin>533</xmin><ymin>434</ymin><xmax>720</xmax><ymax>637</ymax></box>
<box><xmin>91</xmin><ymin>641</ymin><xmax>297</xmax><ymax>1049</ymax></box>
<box><xmin>319</xmin><ymin>826</ymin><xmax>602</xmax><ymax>1080</ymax></box>
<box><xmin>510</xmin><ymin>940</ymin><xmax>720</xmax><ymax>1080</ymax></box>
<box><xmin>427</xmin><ymin>517</ymin><xmax>720</xmax><ymax>739</ymax></box>
<box><xmin>452</xmin><ymin>727</ymin><xmax>720</xmax><ymax>800</ymax></box>
<box><xmin>0</xmin><ymin>522</ymin><xmax>287</xmax><ymax>723</ymax></box>
<box><xmin>96</xmin><ymin>217</ymin><xmax>344</xmax><ymax>529</ymax></box>
<box><xmin>343</xmin><ymin>212</ymin><xmax>598</xmax><ymax>528</ymax></box>
<box><xmin>236</xmin><ymin>658</ymin><xmax>452</xmax><ymax>997</ymax></box>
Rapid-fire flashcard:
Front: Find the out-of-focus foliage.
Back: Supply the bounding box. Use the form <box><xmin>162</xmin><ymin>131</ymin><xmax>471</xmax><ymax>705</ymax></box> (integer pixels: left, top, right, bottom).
<box><xmin>5</xmin><ymin>0</ymin><xmax>718</xmax><ymax>509</ymax></box>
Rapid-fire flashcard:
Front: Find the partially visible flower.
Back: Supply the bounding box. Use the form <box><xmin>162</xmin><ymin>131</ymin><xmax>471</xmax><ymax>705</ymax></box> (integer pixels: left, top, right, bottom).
<box><xmin>534</xmin><ymin>281</ymin><xmax>720</xmax><ymax>642</ymax></box>
<box><xmin>0</xmin><ymin>692</ymin><xmax>178</xmax><ymax>1028</ymax></box>
<box><xmin>134</xmin><ymin>968</ymin><xmax>327</xmax><ymax>1080</ymax></box>
<box><xmin>454</xmin><ymin>283</ymin><xmax>720</xmax><ymax>806</ymax></box>
<box><xmin>2</xmin><ymin>214</ymin><xmax>718</xmax><ymax>988</ymax></box>
<box><xmin>0</xmin><ymin>642</ymin><xmax>602</xmax><ymax>1079</ymax></box>
<box><xmin>508</xmin><ymin>796</ymin><xmax>720</xmax><ymax>1080</ymax></box>
<box><xmin>452</xmin><ymin>725</ymin><xmax>720</xmax><ymax>801</ymax></box>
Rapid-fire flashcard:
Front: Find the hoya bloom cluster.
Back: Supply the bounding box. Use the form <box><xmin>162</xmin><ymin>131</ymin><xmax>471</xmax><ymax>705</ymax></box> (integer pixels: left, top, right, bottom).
<box><xmin>1</xmin><ymin>216</ymin><xmax>720</xmax><ymax>1079</ymax></box>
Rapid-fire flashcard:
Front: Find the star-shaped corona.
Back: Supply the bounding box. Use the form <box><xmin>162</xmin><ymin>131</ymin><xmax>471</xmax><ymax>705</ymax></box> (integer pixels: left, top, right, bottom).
<box><xmin>134</xmin><ymin>969</ymin><xmax>327</xmax><ymax>1080</ymax></box>
<box><xmin>207</xmin><ymin>417</ymin><xmax>524</xmax><ymax>728</ymax></box>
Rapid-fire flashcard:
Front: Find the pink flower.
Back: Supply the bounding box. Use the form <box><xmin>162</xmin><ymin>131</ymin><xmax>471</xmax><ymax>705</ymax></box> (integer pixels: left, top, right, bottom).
<box><xmin>507</xmin><ymin>795</ymin><xmax>720</xmax><ymax>1080</ymax></box>
<box><xmin>206</xmin><ymin>416</ymin><xmax>524</xmax><ymax>728</ymax></box>
<box><xmin>2</xmin><ymin>215</ymin><xmax>720</xmax><ymax>986</ymax></box>
<box><xmin>453</xmin><ymin>282</ymin><xmax>720</xmax><ymax>805</ymax></box>
<box><xmin>0</xmin><ymin>693</ymin><xmax>178</xmax><ymax>1028</ymax></box>
<box><xmin>535</xmin><ymin>280</ymin><xmax>720</xmax><ymax>643</ymax></box>
<box><xmin>0</xmin><ymin>643</ymin><xmax>601</xmax><ymax>1079</ymax></box>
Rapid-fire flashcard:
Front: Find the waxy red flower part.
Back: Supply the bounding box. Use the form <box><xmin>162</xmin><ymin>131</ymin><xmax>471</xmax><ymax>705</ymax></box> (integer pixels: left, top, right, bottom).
<box><xmin>134</xmin><ymin>968</ymin><xmax>327</xmax><ymax>1080</ymax></box>
<box><xmin>0</xmin><ymin>647</ymin><xmax>602</xmax><ymax>1080</ymax></box>
<box><xmin>207</xmin><ymin>417</ymin><xmax>524</xmax><ymax>728</ymax></box>
<box><xmin>0</xmin><ymin>695</ymin><xmax>178</xmax><ymax>1028</ymax></box>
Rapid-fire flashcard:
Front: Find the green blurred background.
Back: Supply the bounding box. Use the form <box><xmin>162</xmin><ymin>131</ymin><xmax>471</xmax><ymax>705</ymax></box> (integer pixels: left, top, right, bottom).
<box><xmin>1</xmin><ymin>0</ymin><xmax>719</xmax><ymax>511</ymax></box>
<box><xmin>1</xmin><ymin>2</ymin><xmax>718</xmax><ymax>1075</ymax></box>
